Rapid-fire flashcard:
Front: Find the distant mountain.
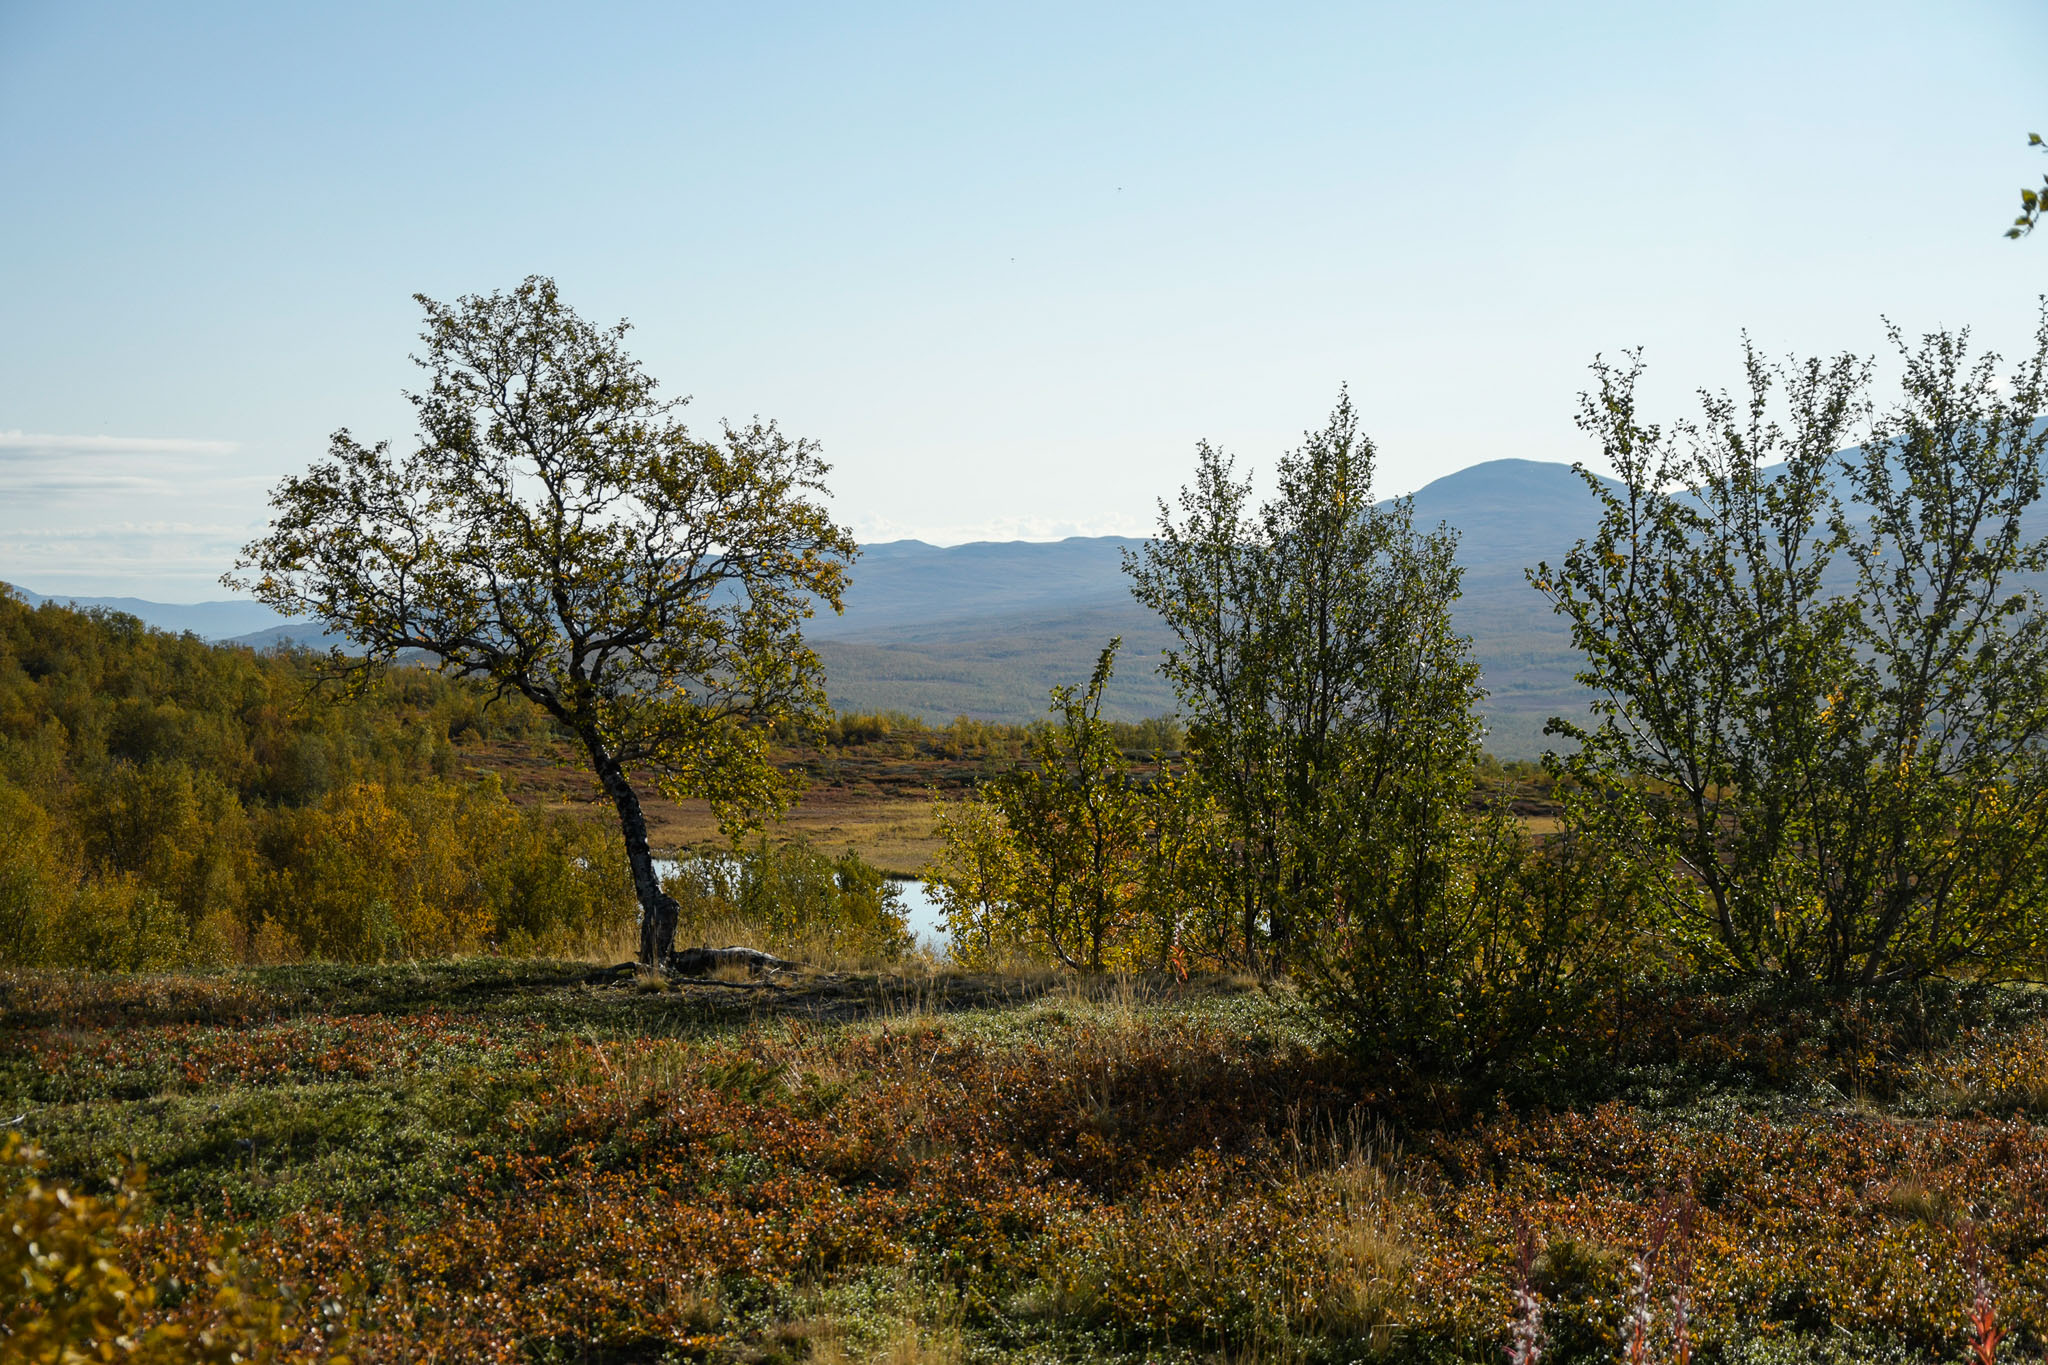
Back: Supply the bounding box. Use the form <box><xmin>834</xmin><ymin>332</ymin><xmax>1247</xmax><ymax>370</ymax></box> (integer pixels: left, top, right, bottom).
<box><xmin>804</xmin><ymin>536</ymin><xmax>1174</xmax><ymax>722</ymax></box>
<box><xmin>805</xmin><ymin>458</ymin><xmax>1615</xmax><ymax>755</ymax></box>
<box><xmin>221</xmin><ymin>621</ymin><xmax>347</xmax><ymax>652</ymax></box>
<box><xmin>1407</xmin><ymin>458</ymin><xmax>1616</xmax><ymax>756</ymax></box>
<box><xmin>1409</xmin><ymin>457</ymin><xmax>1614</xmax><ymax>574</ymax></box>
<box><xmin>0</xmin><ymin>459</ymin><xmax>1618</xmax><ymax>758</ymax></box>
<box><xmin>810</xmin><ymin>536</ymin><xmax>1140</xmax><ymax>639</ymax></box>
<box><xmin>70</xmin><ymin>451</ymin><xmax>2048</xmax><ymax>759</ymax></box>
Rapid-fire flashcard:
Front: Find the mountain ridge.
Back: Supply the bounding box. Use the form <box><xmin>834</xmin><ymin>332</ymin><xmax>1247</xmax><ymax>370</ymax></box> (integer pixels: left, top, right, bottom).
<box><xmin>15</xmin><ymin>434</ymin><xmax>2044</xmax><ymax>753</ymax></box>
<box><xmin>0</xmin><ymin>457</ymin><xmax>1720</xmax><ymax>758</ymax></box>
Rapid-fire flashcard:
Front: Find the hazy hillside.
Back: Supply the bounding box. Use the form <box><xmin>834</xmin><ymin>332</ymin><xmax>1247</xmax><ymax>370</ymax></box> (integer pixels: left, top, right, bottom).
<box><xmin>819</xmin><ymin>449</ymin><xmax>2048</xmax><ymax>757</ymax></box>
<box><xmin>1408</xmin><ymin>458</ymin><xmax>1614</xmax><ymax>755</ymax></box>
<box><xmin>218</xmin><ymin>620</ymin><xmax>347</xmax><ymax>652</ymax></box>
<box><xmin>805</xmin><ymin>537</ymin><xmax>1173</xmax><ymax>722</ymax></box>
<box><xmin>41</xmin><ymin>449</ymin><xmax>2048</xmax><ymax>761</ymax></box>
<box><xmin>815</xmin><ymin>603</ymin><xmax>1180</xmax><ymax>721</ymax></box>
<box><xmin>0</xmin><ymin>459</ymin><xmax>1621</xmax><ymax>758</ymax></box>
<box><xmin>807</xmin><ymin>459</ymin><xmax>1613</xmax><ymax>755</ymax></box>
<box><xmin>2</xmin><ymin>586</ymin><xmax>296</xmax><ymax>641</ymax></box>
<box><xmin>813</xmin><ymin>536</ymin><xmax>1140</xmax><ymax>637</ymax></box>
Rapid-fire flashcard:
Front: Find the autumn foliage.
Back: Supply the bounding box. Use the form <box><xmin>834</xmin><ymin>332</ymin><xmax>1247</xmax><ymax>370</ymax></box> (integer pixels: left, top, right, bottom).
<box><xmin>0</xmin><ymin>590</ymin><xmax>635</xmax><ymax>968</ymax></box>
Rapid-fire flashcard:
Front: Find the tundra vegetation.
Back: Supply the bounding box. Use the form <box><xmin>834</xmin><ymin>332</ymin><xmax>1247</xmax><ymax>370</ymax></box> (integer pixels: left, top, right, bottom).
<box><xmin>7</xmin><ymin>297</ymin><xmax>2048</xmax><ymax>1362</ymax></box>
<box><xmin>933</xmin><ymin>313</ymin><xmax>2048</xmax><ymax>1062</ymax></box>
<box><xmin>0</xmin><ymin>590</ymin><xmax>634</xmax><ymax>968</ymax></box>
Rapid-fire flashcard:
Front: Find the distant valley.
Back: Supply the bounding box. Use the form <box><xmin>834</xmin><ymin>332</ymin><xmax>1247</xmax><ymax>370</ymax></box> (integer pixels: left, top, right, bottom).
<box><xmin>0</xmin><ymin>458</ymin><xmax>1642</xmax><ymax>760</ymax></box>
<box><xmin>20</xmin><ymin>434</ymin><xmax>2048</xmax><ymax>760</ymax></box>
<box><xmin>797</xmin><ymin>457</ymin><xmax>1614</xmax><ymax>758</ymax></box>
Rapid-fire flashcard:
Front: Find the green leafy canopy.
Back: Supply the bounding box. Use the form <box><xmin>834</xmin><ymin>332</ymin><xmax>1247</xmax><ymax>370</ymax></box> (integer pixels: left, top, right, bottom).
<box><xmin>1536</xmin><ymin>309</ymin><xmax>2048</xmax><ymax>988</ymax></box>
<box><xmin>230</xmin><ymin>277</ymin><xmax>857</xmax><ymax>960</ymax></box>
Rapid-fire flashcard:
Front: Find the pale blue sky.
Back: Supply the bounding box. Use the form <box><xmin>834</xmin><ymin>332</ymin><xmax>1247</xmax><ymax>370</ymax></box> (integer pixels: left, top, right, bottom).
<box><xmin>2</xmin><ymin>0</ymin><xmax>2043</xmax><ymax>597</ymax></box>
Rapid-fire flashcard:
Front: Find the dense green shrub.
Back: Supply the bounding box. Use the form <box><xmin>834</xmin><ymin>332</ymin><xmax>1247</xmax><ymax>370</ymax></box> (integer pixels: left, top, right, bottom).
<box><xmin>923</xmin><ymin>644</ymin><xmax>1231</xmax><ymax>972</ymax></box>
<box><xmin>664</xmin><ymin>838</ymin><xmax>913</xmax><ymax>962</ymax></box>
<box><xmin>1294</xmin><ymin>808</ymin><xmax>1666</xmax><ymax>1083</ymax></box>
<box><xmin>1126</xmin><ymin>389</ymin><xmax>1481</xmax><ymax>974</ymax></box>
<box><xmin>933</xmin><ymin>394</ymin><xmax>1649</xmax><ymax>1083</ymax></box>
<box><xmin>1123</xmin><ymin>389</ymin><xmax>1647</xmax><ymax>1081</ymax></box>
<box><xmin>1538</xmin><ymin>316</ymin><xmax>2048</xmax><ymax>988</ymax></box>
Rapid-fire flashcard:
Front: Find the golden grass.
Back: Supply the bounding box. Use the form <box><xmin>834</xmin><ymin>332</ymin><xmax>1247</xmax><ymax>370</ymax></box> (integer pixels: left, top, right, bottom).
<box><xmin>749</xmin><ymin>1276</ymin><xmax>966</xmax><ymax>1365</ymax></box>
<box><xmin>461</xmin><ymin>734</ymin><xmax>948</xmax><ymax>872</ymax></box>
<box><xmin>1882</xmin><ymin>1176</ymin><xmax>1958</xmax><ymax>1227</ymax></box>
<box><xmin>662</xmin><ymin>793</ymin><xmax>943</xmax><ymax>876</ymax></box>
<box><xmin>1280</xmin><ymin>1102</ymin><xmax>1412</xmax><ymax>1343</ymax></box>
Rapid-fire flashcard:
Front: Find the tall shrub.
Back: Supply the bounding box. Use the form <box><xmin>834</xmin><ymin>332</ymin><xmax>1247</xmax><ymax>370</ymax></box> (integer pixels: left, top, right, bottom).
<box><xmin>1536</xmin><ymin>314</ymin><xmax>2048</xmax><ymax>988</ymax></box>
<box><xmin>1124</xmin><ymin>390</ymin><xmax>1478</xmax><ymax>969</ymax></box>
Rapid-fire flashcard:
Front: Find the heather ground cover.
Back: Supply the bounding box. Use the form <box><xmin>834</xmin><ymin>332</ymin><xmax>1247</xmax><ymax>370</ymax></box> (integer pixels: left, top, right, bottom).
<box><xmin>5</xmin><ymin>961</ymin><xmax>2047</xmax><ymax>1363</ymax></box>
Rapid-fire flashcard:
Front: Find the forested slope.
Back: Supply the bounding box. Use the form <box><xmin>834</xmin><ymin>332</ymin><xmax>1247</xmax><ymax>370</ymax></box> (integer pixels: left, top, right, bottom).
<box><xmin>0</xmin><ymin>591</ymin><xmax>631</xmax><ymax>969</ymax></box>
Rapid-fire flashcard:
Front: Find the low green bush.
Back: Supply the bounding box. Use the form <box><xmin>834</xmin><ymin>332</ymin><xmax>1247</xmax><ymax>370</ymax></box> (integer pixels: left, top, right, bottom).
<box><xmin>665</xmin><ymin>837</ymin><xmax>914</xmax><ymax>963</ymax></box>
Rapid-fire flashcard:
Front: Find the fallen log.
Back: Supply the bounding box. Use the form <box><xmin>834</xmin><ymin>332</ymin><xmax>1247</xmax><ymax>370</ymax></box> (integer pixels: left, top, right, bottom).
<box><xmin>663</xmin><ymin>945</ymin><xmax>798</xmax><ymax>977</ymax></box>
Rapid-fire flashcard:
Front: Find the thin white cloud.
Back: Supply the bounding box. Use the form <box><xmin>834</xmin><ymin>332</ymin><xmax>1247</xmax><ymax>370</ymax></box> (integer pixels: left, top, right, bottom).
<box><xmin>1</xmin><ymin>541</ymin><xmax>241</xmax><ymax>569</ymax></box>
<box><xmin>4</xmin><ymin>520</ymin><xmax>254</xmax><ymax>540</ymax></box>
<box><xmin>0</xmin><ymin>474</ymin><xmax>175</xmax><ymax>495</ymax></box>
<box><xmin>0</xmin><ymin>432</ymin><xmax>270</xmax><ymax>597</ymax></box>
<box><xmin>0</xmin><ymin>430</ymin><xmax>239</xmax><ymax>457</ymax></box>
<box><xmin>0</xmin><ymin>432</ymin><xmax>255</xmax><ymax>503</ymax></box>
<box><xmin>0</xmin><ymin>529</ymin><xmax>247</xmax><ymax>593</ymax></box>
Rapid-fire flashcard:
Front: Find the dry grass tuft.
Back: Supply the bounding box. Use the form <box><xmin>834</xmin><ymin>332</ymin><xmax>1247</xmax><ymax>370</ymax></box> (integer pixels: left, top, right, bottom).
<box><xmin>874</xmin><ymin>1305</ymin><xmax>966</xmax><ymax>1365</ymax></box>
<box><xmin>1882</xmin><ymin>1176</ymin><xmax>1957</xmax><ymax>1227</ymax></box>
<box><xmin>1283</xmin><ymin>1103</ymin><xmax>1411</xmax><ymax>1342</ymax></box>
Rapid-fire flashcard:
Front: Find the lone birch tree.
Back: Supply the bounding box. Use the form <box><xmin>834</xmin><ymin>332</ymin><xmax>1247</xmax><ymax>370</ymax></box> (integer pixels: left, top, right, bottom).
<box><xmin>231</xmin><ymin>277</ymin><xmax>856</xmax><ymax>963</ymax></box>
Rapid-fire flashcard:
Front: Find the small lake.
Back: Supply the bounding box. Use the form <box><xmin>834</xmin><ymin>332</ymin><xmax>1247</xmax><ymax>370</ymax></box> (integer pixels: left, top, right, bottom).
<box><xmin>890</xmin><ymin>879</ymin><xmax>948</xmax><ymax>949</ymax></box>
<box><xmin>651</xmin><ymin>859</ymin><xmax>950</xmax><ymax>950</ymax></box>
